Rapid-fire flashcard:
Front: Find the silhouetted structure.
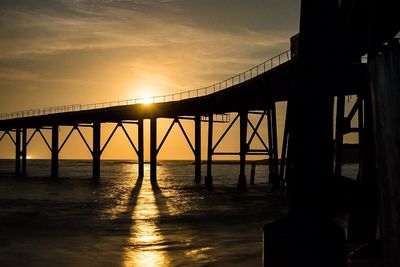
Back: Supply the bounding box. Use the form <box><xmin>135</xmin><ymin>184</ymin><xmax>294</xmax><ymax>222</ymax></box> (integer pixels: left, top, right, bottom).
<box><xmin>0</xmin><ymin>0</ymin><xmax>399</xmax><ymax>266</ymax></box>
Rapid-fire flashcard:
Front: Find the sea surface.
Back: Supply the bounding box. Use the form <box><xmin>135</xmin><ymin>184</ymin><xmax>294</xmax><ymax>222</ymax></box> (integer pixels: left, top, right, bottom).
<box><xmin>0</xmin><ymin>160</ymin><xmax>358</xmax><ymax>267</ymax></box>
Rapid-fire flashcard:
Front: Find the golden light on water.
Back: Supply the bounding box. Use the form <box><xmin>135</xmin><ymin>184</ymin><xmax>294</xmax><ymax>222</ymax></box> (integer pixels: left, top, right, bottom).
<box><xmin>124</xmin><ymin>179</ymin><xmax>169</xmax><ymax>267</ymax></box>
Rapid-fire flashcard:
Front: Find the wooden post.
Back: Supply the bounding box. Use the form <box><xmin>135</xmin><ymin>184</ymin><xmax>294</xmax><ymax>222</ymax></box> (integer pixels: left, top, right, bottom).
<box><xmin>369</xmin><ymin>41</ymin><xmax>400</xmax><ymax>267</ymax></box>
<box><xmin>15</xmin><ymin>128</ymin><xmax>21</xmax><ymax>175</ymax></box>
<box><xmin>150</xmin><ymin>118</ymin><xmax>157</xmax><ymax>184</ymax></box>
<box><xmin>138</xmin><ymin>119</ymin><xmax>144</xmax><ymax>179</ymax></box>
<box><xmin>92</xmin><ymin>122</ymin><xmax>101</xmax><ymax>179</ymax></box>
<box><xmin>238</xmin><ymin>111</ymin><xmax>248</xmax><ymax>189</ymax></box>
<box><xmin>205</xmin><ymin>114</ymin><xmax>213</xmax><ymax>187</ymax></box>
<box><xmin>51</xmin><ymin>125</ymin><xmax>59</xmax><ymax>178</ymax></box>
<box><xmin>21</xmin><ymin>128</ymin><xmax>27</xmax><ymax>175</ymax></box>
<box><xmin>194</xmin><ymin>115</ymin><xmax>201</xmax><ymax>184</ymax></box>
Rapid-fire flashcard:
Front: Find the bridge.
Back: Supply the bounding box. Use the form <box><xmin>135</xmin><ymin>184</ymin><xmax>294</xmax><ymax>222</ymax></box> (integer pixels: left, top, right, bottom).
<box><xmin>1</xmin><ymin>0</ymin><xmax>400</xmax><ymax>266</ymax></box>
<box><xmin>0</xmin><ymin>49</ymin><xmax>366</xmax><ymax>189</ymax></box>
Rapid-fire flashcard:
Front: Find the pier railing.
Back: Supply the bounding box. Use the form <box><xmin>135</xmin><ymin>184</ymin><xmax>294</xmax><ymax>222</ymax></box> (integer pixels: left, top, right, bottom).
<box><xmin>0</xmin><ymin>50</ymin><xmax>291</xmax><ymax>120</ymax></box>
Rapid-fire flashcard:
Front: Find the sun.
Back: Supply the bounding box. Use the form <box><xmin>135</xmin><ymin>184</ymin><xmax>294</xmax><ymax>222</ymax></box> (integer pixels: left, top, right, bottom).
<box><xmin>26</xmin><ymin>155</ymin><xmax>32</xmax><ymax>159</ymax></box>
<box><xmin>142</xmin><ymin>97</ymin><xmax>153</xmax><ymax>105</ymax></box>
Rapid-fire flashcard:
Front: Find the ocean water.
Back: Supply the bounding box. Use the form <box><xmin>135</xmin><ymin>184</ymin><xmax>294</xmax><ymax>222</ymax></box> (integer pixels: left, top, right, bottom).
<box><xmin>0</xmin><ymin>160</ymin><xmax>358</xmax><ymax>267</ymax></box>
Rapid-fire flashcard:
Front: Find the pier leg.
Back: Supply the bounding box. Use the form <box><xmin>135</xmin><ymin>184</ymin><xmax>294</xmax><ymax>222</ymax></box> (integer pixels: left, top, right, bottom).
<box><xmin>334</xmin><ymin>95</ymin><xmax>345</xmax><ymax>176</ymax></box>
<box><xmin>369</xmin><ymin>41</ymin><xmax>400</xmax><ymax>267</ymax></box>
<box><xmin>271</xmin><ymin>104</ymin><xmax>279</xmax><ymax>187</ymax></box>
<box><xmin>205</xmin><ymin>114</ymin><xmax>213</xmax><ymax>187</ymax></box>
<box><xmin>21</xmin><ymin>128</ymin><xmax>27</xmax><ymax>175</ymax></box>
<box><xmin>138</xmin><ymin>119</ymin><xmax>144</xmax><ymax>179</ymax></box>
<box><xmin>194</xmin><ymin>115</ymin><xmax>201</xmax><ymax>184</ymax></box>
<box><xmin>15</xmin><ymin>128</ymin><xmax>21</xmax><ymax>175</ymax></box>
<box><xmin>51</xmin><ymin>125</ymin><xmax>59</xmax><ymax>178</ymax></box>
<box><xmin>267</xmin><ymin>109</ymin><xmax>276</xmax><ymax>185</ymax></box>
<box><xmin>238</xmin><ymin>111</ymin><xmax>248</xmax><ymax>189</ymax></box>
<box><xmin>93</xmin><ymin>122</ymin><xmax>101</xmax><ymax>179</ymax></box>
<box><xmin>150</xmin><ymin>118</ymin><xmax>157</xmax><ymax>184</ymax></box>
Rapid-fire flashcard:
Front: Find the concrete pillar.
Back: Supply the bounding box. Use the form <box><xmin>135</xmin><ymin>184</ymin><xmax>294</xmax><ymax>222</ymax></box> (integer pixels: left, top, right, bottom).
<box><xmin>93</xmin><ymin>122</ymin><xmax>101</xmax><ymax>179</ymax></box>
<box><xmin>15</xmin><ymin>128</ymin><xmax>21</xmax><ymax>175</ymax></box>
<box><xmin>138</xmin><ymin>119</ymin><xmax>144</xmax><ymax>179</ymax></box>
<box><xmin>238</xmin><ymin>111</ymin><xmax>248</xmax><ymax>189</ymax></box>
<box><xmin>21</xmin><ymin>128</ymin><xmax>27</xmax><ymax>175</ymax></box>
<box><xmin>369</xmin><ymin>41</ymin><xmax>400</xmax><ymax>267</ymax></box>
<box><xmin>205</xmin><ymin>114</ymin><xmax>213</xmax><ymax>187</ymax></box>
<box><xmin>194</xmin><ymin>115</ymin><xmax>201</xmax><ymax>184</ymax></box>
<box><xmin>150</xmin><ymin>118</ymin><xmax>157</xmax><ymax>184</ymax></box>
<box><xmin>51</xmin><ymin>125</ymin><xmax>59</xmax><ymax>178</ymax></box>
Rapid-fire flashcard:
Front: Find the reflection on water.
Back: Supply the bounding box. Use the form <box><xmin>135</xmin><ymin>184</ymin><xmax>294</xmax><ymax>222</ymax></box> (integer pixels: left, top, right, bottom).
<box><xmin>124</xmin><ymin>177</ymin><xmax>170</xmax><ymax>267</ymax></box>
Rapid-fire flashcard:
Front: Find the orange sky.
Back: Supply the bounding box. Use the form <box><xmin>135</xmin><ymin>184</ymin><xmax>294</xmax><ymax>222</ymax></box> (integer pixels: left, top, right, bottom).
<box><xmin>0</xmin><ymin>1</ymin><xmax>361</xmax><ymax>160</ymax></box>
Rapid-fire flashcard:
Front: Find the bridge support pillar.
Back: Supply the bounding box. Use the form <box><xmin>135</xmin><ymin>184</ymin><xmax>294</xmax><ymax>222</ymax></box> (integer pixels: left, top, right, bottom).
<box><xmin>51</xmin><ymin>125</ymin><xmax>59</xmax><ymax>178</ymax></box>
<box><xmin>15</xmin><ymin>128</ymin><xmax>21</xmax><ymax>175</ymax></box>
<box><xmin>268</xmin><ymin>105</ymin><xmax>279</xmax><ymax>187</ymax></box>
<box><xmin>238</xmin><ymin>111</ymin><xmax>248</xmax><ymax>189</ymax></box>
<box><xmin>93</xmin><ymin>122</ymin><xmax>101</xmax><ymax>179</ymax></box>
<box><xmin>194</xmin><ymin>115</ymin><xmax>201</xmax><ymax>184</ymax></box>
<box><xmin>205</xmin><ymin>114</ymin><xmax>213</xmax><ymax>187</ymax></box>
<box><xmin>150</xmin><ymin>118</ymin><xmax>157</xmax><ymax>184</ymax></box>
<box><xmin>21</xmin><ymin>128</ymin><xmax>27</xmax><ymax>175</ymax></box>
<box><xmin>138</xmin><ymin>119</ymin><xmax>144</xmax><ymax>179</ymax></box>
<box><xmin>369</xmin><ymin>41</ymin><xmax>400</xmax><ymax>267</ymax></box>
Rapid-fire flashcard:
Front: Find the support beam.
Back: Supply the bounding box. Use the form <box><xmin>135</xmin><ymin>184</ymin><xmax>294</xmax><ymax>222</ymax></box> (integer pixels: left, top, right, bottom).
<box><xmin>150</xmin><ymin>118</ymin><xmax>157</xmax><ymax>184</ymax></box>
<box><xmin>334</xmin><ymin>95</ymin><xmax>345</xmax><ymax>176</ymax></box>
<box><xmin>271</xmin><ymin>103</ymin><xmax>279</xmax><ymax>187</ymax></box>
<box><xmin>369</xmin><ymin>41</ymin><xmax>400</xmax><ymax>267</ymax></box>
<box><xmin>51</xmin><ymin>125</ymin><xmax>59</xmax><ymax>178</ymax></box>
<box><xmin>15</xmin><ymin>128</ymin><xmax>21</xmax><ymax>175</ymax></box>
<box><xmin>92</xmin><ymin>122</ymin><xmax>101</xmax><ymax>179</ymax></box>
<box><xmin>205</xmin><ymin>114</ymin><xmax>213</xmax><ymax>187</ymax></box>
<box><xmin>194</xmin><ymin>115</ymin><xmax>201</xmax><ymax>184</ymax></box>
<box><xmin>21</xmin><ymin>128</ymin><xmax>27</xmax><ymax>175</ymax></box>
<box><xmin>138</xmin><ymin>119</ymin><xmax>144</xmax><ymax>179</ymax></box>
<box><xmin>238</xmin><ymin>111</ymin><xmax>248</xmax><ymax>189</ymax></box>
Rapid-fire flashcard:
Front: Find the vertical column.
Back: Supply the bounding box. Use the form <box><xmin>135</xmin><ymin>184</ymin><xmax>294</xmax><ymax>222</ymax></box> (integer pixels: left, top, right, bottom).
<box><xmin>21</xmin><ymin>128</ymin><xmax>27</xmax><ymax>175</ymax></box>
<box><xmin>267</xmin><ymin>109</ymin><xmax>275</xmax><ymax>184</ymax></box>
<box><xmin>93</xmin><ymin>122</ymin><xmax>101</xmax><ymax>179</ymax></box>
<box><xmin>194</xmin><ymin>115</ymin><xmax>201</xmax><ymax>184</ymax></box>
<box><xmin>369</xmin><ymin>41</ymin><xmax>400</xmax><ymax>267</ymax></box>
<box><xmin>205</xmin><ymin>114</ymin><xmax>213</xmax><ymax>187</ymax></box>
<box><xmin>138</xmin><ymin>119</ymin><xmax>144</xmax><ymax>179</ymax></box>
<box><xmin>238</xmin><ymin>111</ymin><xmax>248</xmax><ymax>189</ymax></box>
<box><xmin>150</xmin><ymin>118</ymin><xmax>157</xmax><ymax>184</ymax></box>
<box><xmin>334</xmin><ymin>95</ymin><xmax>345</xmax><ymax>176</ymax></box>
<box><xmin>271</xmin><ymin>103</ymin><xmax>279</xmax><ymax>185</ymax></box>
<box><xmin>15</xmin><ymin>128</ymin><xmax>21</xmax><ymax>175</ymax></box>
<box><xmin>51</xmin><ymin>125</ymin><xmax>59</xmax><ymax>178</ymax></box>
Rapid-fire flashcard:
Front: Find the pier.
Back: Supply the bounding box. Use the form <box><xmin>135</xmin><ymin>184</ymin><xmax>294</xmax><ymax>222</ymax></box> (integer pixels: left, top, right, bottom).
<box><xmin>1</xmin><ymin>0</ymin><xmax>400</xmax><ymax>266</ymax></box>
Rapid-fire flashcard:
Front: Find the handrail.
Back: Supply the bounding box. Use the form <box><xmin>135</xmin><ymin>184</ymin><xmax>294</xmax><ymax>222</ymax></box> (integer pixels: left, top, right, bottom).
<box><xmin>0</xmin><ymin>50</ymin><xmax>291</xmax><ymax>121</ymax></box>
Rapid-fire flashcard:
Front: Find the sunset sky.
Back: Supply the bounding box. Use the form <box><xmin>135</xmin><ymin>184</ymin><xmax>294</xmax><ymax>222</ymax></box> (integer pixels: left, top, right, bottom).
<box><xmin>0</xmin><ymin>0</ymin><xmax>302</xmax><ymax>160</ymax></box>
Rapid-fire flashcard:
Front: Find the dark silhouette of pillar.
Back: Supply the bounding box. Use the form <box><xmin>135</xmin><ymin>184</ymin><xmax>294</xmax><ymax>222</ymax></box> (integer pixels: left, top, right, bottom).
<box><xmin>93</xmin><ymin>122</ymin><xmax>101</xmax><ymax>179</ymax></box>
<box><xmin>15</xmin><ymin>128</ymin><xmax>21</xmax><ymax>175</ymax></box>
<box><xmin>334</xmin><ymin>95</ymin><xmax>345</xmax><ymax>176</ymax></box>
<box><xmin>205</xmin><ymin>114</ymin><xmax>213</xmax><ymax>187</ymax></box>
<box><xmin>250</xmin><ymin>162</ymin><xmax>256</xmax><ymax>185</ymax></box>
<box><xmin>21</xmin><ymin>128</ymin><xmax>27</xmax><ymax>175</ymax></box>
<box><xmin>51</xmin><ymin>125</ymin><xmax>59</xmax><ymax>178</ymax></box>
<box><xmin>138</xmin><ymin>119</ymin><xmax>144</xmax><ymax>179</ymax></box>
<box><xmin>238</xmin><ymin>111</ymin><xmax>248</xmax><ymax>189</ymax></box>
<box><xmin>194</xmin><ymin>115</ymin><xmax>201</xmax><ymax>184</ymax></box>
<box><xmin>271</xmin><ymin>104</ymin><xmax>279</xmax><ymax>186</ymax></box>
<box><xmin>150</xmin><ymin>118</ymin><xmax>157</xmax><ymax>184</ymax></box>
<box><xmin>369</xmin><ymin>41</ymin><xmax>400</xmax><ymax>267</ymax></box>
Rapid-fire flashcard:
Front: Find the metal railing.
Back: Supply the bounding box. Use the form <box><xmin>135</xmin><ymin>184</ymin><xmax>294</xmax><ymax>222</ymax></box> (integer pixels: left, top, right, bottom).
<box><xmin>0</xmin><ymin>50</ymin><xmax>291</xmax><ymax>121</ymax></box>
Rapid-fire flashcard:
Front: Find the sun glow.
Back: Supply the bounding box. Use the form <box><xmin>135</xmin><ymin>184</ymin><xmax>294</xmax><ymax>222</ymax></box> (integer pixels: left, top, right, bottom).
<box><xmin>26</xmin><ymin>155</ymin><xmax>32</xmax><ymax>159</ymax></box>
<box><xmin>141</xmin><ymin>97</ymin><xmax>153</xmax><ymax>105</ymax></box>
